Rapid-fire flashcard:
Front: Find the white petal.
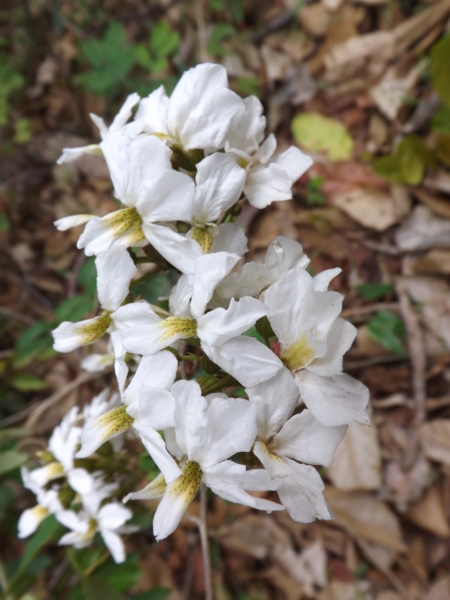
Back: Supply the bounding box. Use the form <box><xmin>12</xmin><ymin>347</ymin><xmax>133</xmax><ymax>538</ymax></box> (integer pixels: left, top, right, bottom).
<box><xmin>54</xmin><ymin>214</ymin><xmax>95</xmax><ymax>231</ymax></box>
<box><xmin>253</xmin><ymin>442</ymin><xmax>295</xmax><ymax>478</ymax></box>
<box><xmin>277</xmin><ymin>460</ymin><xmax>332</xmax><ymax>522</ymax></box>
<box><xmin>272</xmin><ymin>410</ymin><xmax>347</xmax><ymax>467</ymax></box>
<box><xmin>135</xmin><ymin>426</ymin><xmax>182</xmax><ymax>484</ymax></box>
<box><xmin>112</xmin><ymin>300</ymin><xmax>159</xmax><ymax>330</ymax></box>
<box><xmin>172</xmin><ymin>380</ymin><xmax>207</xmax><ymax>460</ymax></box>
<box><xmin>52</xmin><ymin>315</ymin><xmax>110</xmax><ymax>353</ymax></box>
<box><xmin>28</xmin><ymin>463</ymin><xmax>64</xmax><ymax>487</ymax></box>
<box><xmin>127</xmin><ymin>387</ymin><xmax>175</xmax><ymax>430</ymax></box>
<box><xmin>142</xmin><ymin>223</ymin><xmax>202</xmax><ymax>274</ymax></box>
<box><xmin>213</xmin><ymin>262</ymin><xmax>268</xmax><ymax>306</ymax></box>
<box><xmin>56</xmin><ymin>510</ymin><xmax>90</xmax><ymax>534</ymax></box>
<box><xmin>169</xmin><ymin>274</ymin><xmax>193</xmax><ymax>318</ymax></box>
<box><xmin>199</xmin><ymin>397</ymin><xmax>258</xmax><ymax>470</ymax></box>
<box><xmin>96</xmin><ymin>247</ymin><xmax>137</xmax><ymax>312</ymax></box>
<box><xmin>98</xmin><ymin>502</ymin><xmax>132</xmax><ymax>530</ymax></box>
<box><xmin>210</xmin><ymin>223</ymin><xmax>248</xmax><ymax>257</ymax></box>
<box><xmin>135</xmin><ymin>85</ymin><xmax>170</xmax><ymax>135</ymax></box>
<box><xmin>89</xmin><ymin>114</ymin><xmax>108</xmax><ymax>139</ymax></box>
<box><xmin>153</xmin><ymin>461</ymin><xmax>203</xmax><ymax>540</ymax></box>
<box><xmin>193</xmin><ymin>153</ymin><xmax>246</xmax><ymax>224</ymax></box>
<box><xmin>77</xmin><ymin>406</ymin><xmax>133</xmax><ymax>458</ymax></box>
<box><xmin>206</xmin><ymin>336</ymin><xmax>282</xmax><ymax>388</ymax></box>
<box><xmin>123</xmin><ymin>473</ymin><xmax>166</xmax><ymax>503</ymax></box>
<box><xmin>56</xmin><ymin>144</ymin><xmax>102</xmax><ymax>164</ymax></box>
<box><xmin>264</xmin><ymin>268</ymin><xmax>313</xmax><ymax>346</ymax></box>
<box><xmin>253</xmin><ymin>134</ymin><xmax>276</xmax><ymax>164</ymax></box>
<box><xmin>18</xmin><ymin>506</ymin><xmax>49</xmax><ymax>538</ymax></box>
<box><xmin>138</xmin><ymin>170</ymin><xmax>195</xmax><ymax>224</ymax></box>
<box><xmin>295</xmin><ymin>370</ymin><xmax>370</xmax><ymax>427</ymax></box>
<box><xmin>101</xmin><ymin>529</ymin><xmax>126</xmax><ymax>563</ymax></box>
<box><xmin>81</xmin><ymin>352</ymin><xmax>114</xmax><ymax>372</ymax></box>
<box><xmin>167</xmin><ymin>63</ymin><xmax>243</xmax><ymax>150</ymax></box>
<box><xmin>190</xmin><ymin>252</ymin><xmax>240</xmax><ymax>319</ymax></box>
<box><xmin>109</xmin><ymin>92</ymin><xmax>141</xmax><ymax>133</ymax></box>
<box><xmin>224</xmin><ymin>95</ymin><xmax>266</xmax><ymax>155</ymax></box>
<box><xmin>308</xmin><ymin>318</ymin><xmax>356</xmax><ymax>377</ymax></box>
<box><xmin>272</xmin><ymin>146</ymin><xmax>312</xmax><ymax>182</ymax></box>
<box><xmin>313</xmin><ymin>268</ymin><xmax>342</xmax><ymax>292</ymax></box>
<box><xmin>124</xmin><ymin>351</ymin><xmax>178</xmax><ymax>404</ymax></box>
<box><xmin>246</xmin><ymin>366</ymin><xmax>299</xmax><ymax>440</ymax></box>
<box><xmin>264</xmin><ymin>235</ymin><xmax>310</xmax><ymax>279</ymax></box>
<box><xmin>197</xmin><ymin>297</ymin><xmax>268</xmax><ymax>348</ymax></box>
<box><xmin>117</xmin><ymin>317</ymin><xmax>192</xmax><ymax>356</ymax></box>
<box><xmin>67</xmin><ymin>468</ymin><xmax>96</xmax><ymax>495</ymax></box>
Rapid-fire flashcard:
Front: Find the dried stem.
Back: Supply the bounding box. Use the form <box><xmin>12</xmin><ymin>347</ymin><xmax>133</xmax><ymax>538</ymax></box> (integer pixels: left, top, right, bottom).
<box><xmin>199</xmin><ymin>483</ymin><xmax>213</xmax><ymax>600</ymax></box>
<box><xmin>396</xmin><ymin>280</ymin><xmax>427</xmax><ymax>469</ymax></box>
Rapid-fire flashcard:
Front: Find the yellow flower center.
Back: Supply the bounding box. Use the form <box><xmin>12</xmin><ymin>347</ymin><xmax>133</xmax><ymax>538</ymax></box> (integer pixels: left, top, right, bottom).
<box><xmin>158</xmin><ymin>317</ymin><xmax>197</xmax><ymax>344</ymax></box>
<box><xmin>103</xmin><ymin>207</ymin><xmax>145</xmax><ymax>244</ymax></box>
<box><xmin>190</xmin><ymin>226</ymin><xmax>213</xmax><ymax>254</ymax></box>
<box><xmin>167</xmin><ymin>461</ymin><xmax>202</xmax><ymax>507</ymax></box>
<box><xmin>77</xmin><ymin>311</ymin><xmax>112</xmax><ymax>345</ymax></box>
<box><xmin>281</xmin><ymin>334</ymin><xmax>316</xmax><ymax>373</ymax></box>
<box><xmin>93</xmin><ymin>405</ymin><xmax>134</xmax><ymax>444</ymax></box>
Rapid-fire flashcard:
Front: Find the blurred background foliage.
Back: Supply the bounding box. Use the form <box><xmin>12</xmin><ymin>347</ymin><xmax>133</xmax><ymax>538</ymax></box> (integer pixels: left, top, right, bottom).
<box><xmin>1</xmin><ymin>0</ymin><xmax>450</xmax><ymax>598</ymax></box>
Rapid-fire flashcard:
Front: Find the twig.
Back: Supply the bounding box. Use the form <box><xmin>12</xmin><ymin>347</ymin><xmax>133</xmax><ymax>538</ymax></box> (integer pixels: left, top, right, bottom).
<box><xmin>0</xmin><ymin>368</ymin><xmax>113</xmax><ymax>429</ymax></box>
<box><xmin>341</xmin><ymin>302</ymin><xmax>399</xmax><ymax>320</ymax></box>
<box><xmin>199</xmin><ymin>483</ymin><xmax>213</xmax><ymax>600</ymax></box>
<box><xmin>395</xmin><ymin>281</ymin><xmax>427</xmax><ymax>469</ymax></box>
<box><xmin>181</xmin><ymin>532</ymin><xmax>198</xmax><ymax>600</ymax></box>
<box><xmin>0</xmin><ymin>306</ymin><xmax>36</xmax><ymax>326</ymax></box>
<box><xmin>360</xmin><ymin>240</ymin><xmax>401</xmax><ymax>256</ymax></box>
<box><xmin>345</xmin><ymin>355</ymin><xmax>408</xmax><ymax>370</ymax></box>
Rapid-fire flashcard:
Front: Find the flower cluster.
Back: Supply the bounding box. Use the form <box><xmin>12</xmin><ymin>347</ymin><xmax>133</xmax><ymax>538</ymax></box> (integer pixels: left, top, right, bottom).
<box><xmin>20</xmin><ymin>63</ymin><xmax>370</xmax><ymax>561</ymax></box>
<box><xmin>18</xmin><ymin>391</ymin><xmax>134</xmax><ymax>563</ymax></box>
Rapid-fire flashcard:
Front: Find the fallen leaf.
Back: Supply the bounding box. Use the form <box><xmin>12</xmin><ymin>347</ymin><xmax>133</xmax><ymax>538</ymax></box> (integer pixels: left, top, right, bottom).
<box><xmin>384</xmin><ymin>457</ymin><xmax>432</xmax><ymax>512</ymax></box>
<box><xmin>324</xmin><ymin>488</ymin><xmax>406</xmax><ymax>552</ymax></box>
<box><xmin>420</xmin><ymin>420</ymin><xmax>450</xmax><ymax>466</ymax></box>
<box><xmin>405</xmin><ymin>485</ymin><xmax>450</xmax><ymax>537</ymax></box>
<box><xmin>412</xmin><ymin>189</ymin><xmax>450</xmax><ymax>219</ymax></box>
<box><xmin>328</xmin><ymin>421</ymin><xmax>382</xmax><ymax>491</ymax></box>
<box><xmin>395</xmin><ymin>206</ymin><xmax>450</xmax><ymax>251</ymax></box>
<box><xmin>333</xmin><ymin>186</ymin><xmax>410</xmax><ymax>231</ymax></box>
<box><xmin>260</xmin><ymin>44</ymin><xmax>292</xmax><ymax>81</ymax></box>
<box><xmin>424</xmin><ymin>576</ymin><xmax>450</xmax><ymax>600</ymax></box>
<box><xmin>300</xmin><ymin>4</ymin><xmax>332</xmax><ymax>36</ymax></box>
<box><xmin>292</xmin><ymin>113</ymin><xmax>354</xmax><ymax>161</ymax></box>
<box><xmin>412</xmin><ymin>248</ymin><xmax>450</xmax><ymax>275</ymax></box>
<box><xmin>370</xmin><ymin>62</ymin><xmax>424</xmax><ymax>121</ymax></box>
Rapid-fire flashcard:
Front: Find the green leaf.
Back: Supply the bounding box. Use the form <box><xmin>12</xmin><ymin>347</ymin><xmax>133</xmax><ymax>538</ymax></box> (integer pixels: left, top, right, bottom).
<box><xmin>355</xmin><ymin>283</ymin><xmax>394</xmax><ymax>300</ymax></box>
<box><xmin>13</xmin><ymin>321</ymin><xmax>54</xmax><ymax>368</ymax></box>
<box><xmin>149</xmin><ymin>22</ymin><xmax>180</xmax><ymax>58</ymax></box>
<box><xmin>436</xmin><ymin>134</ymin><xmax>450</xmax><ymax>168</ymax></box>
<box><xmin>292</xmin><ymin>113</ymin><xmax>354</xmax><ymax>161</ymax></box>
<box><xmin>235</xmin><ymin>77</ymin><xmax>261</xmax><ymax>98</ymax></box>
<box><xmin>431</xmin><ymin>106</ymin><xmax>450</xmax><ymax>133</ymax></box>
<box><xmin>367</xmin><ymin>311</ymin><xmax>407</xmax><ymax>356</ymax></box>
<box><xmin>66</xmin><ymin>546</ymin><xmax>107</xmax><ymax>575</ymax></box>
<box><xmin>130</xmin><ymin>272</ymin><xmax>178</xmax><ymax>304</ymax></box>
<box><xmin>54</xmin><ymin>294</ymin><xmax>94</xmax><ymax>323</ymax></box>
<box><xmin>10</xmin><ymin>374</ymin><xmax>47</xmax><ymax>392</ymax></box>
<box><xmin>207</xmin><ymin>24</ymin><xmax>235</xmax><ymax>56</ymax></box>
<box><xmin>0</xmin><ymin>428</ymin><xmax>29</xmax><ymax>444</ymax></box>
<box><xmin>95</xmin><ymin>553</ymin><xmax>141</xmax><ymax>591</ymax></box>
<box><xmin>0</xmin><ymin>212</ymin><xmax>9</xmax><ymax>232</ymax></box>
<box><xmin>19</xmin><ymin>516</ymin><xmax>63</xmax><ymax>571</ymax></box>
<box><xmin>81</xmin><ymin>576</ymin><xmax>126</xmax><ymax>600</ymax></box>
<box><xmin>76</xmin><ymin>23</ymin><xmax>136</xmax><ymax>95</ymax></box>
<box><xmin>13</xmin><ymin>118</ymin><xmax>32</xmax><ymax>143</ymax></box>
<box><xmin>0</xmin><ymin>450</ymin><xmax>28</xmax><ymax>475</ymax></box>
<box><xmin>78</xmin><ymin>257</ymin><xmax>97</xmax><ymax>295</ymax></box>
<box><xmin>430</xmin><ymin>34</ymin><xmax>450</xmax><ymax>107</ymax></box>
<box><xmin>373</xmin><ymin>135</ymin><xmax>436</xmax><ymax>185</ymax></box>
<box><xmin>0</xmin><ymin>54</ymin><xmax>24</xmax><ymax>126</ymax></box>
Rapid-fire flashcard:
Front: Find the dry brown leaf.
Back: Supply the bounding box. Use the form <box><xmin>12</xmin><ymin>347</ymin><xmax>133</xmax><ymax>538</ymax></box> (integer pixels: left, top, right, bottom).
<box><xmin>412</xmin><ymin>248</ymin><xmax>450</xmax><ymax>275</ymax></box>
<box><xmin>369</xmin><ymin>62</ymin><xmax>424</xmax><ymax>121</ymax></box>
<box><xmin>261</xmin><ymin>567</ymin><xmax>304</xmax><ymax>600</ymax></box>
<box><xmin>300</xmin><ymin>4</ymin><xmax>332</xmax><ymax>36</ymax></box>
<box><xmin>424</xmin><ymin>576</ymin><xmax>450</xmax><ymax>600</ymax></box>
<box><xmin>318</xmin><ymin>581</ymin><xmax>363</xmax><ymax>600</ymax></box>
<box><xmin>420</xmin><ymin>420</ymin><xmax>450</xmax><ymax>467</ymax></box>
<box><xmin>328</xmin><ymin>421</ymin><xmax>382</xmax><ymax>491</ymax></box>
<box><xmin>260</xmin><ymin>44</ymin><xmax>292</xmax><ymax>81</ymax></box>
<box><xmin>325</xmin><ymin>488</ymin><xmax>406</xmax><ymax>552</ymax></box>
<box><xmin>424</xmin><ymin>169</ymin><xmax>450</xmax><ymax>194</ymax></box>
<box><xmin>333</xmin><ymin>186</ymin><xmax>410</xmax><ymax>231</ymax></box>
<box><xmin>405</xmin><ymin>485</ymin><xmax>450</xmax><ymax>537</ymax></box>
<box><xmin>396</xmin><ymin>206</ymin><xmax>450</xmax><ymax>251</ymax></box>
<box><xmin>376</xmin><ymin>593</ymin><xmax>403</xmax><ymax>600</ymax></box>
<box><xmin>384</xmin><ymin>457</ymin><xmax>432</xmax><ymax>512</ymax></box>
<box><xmin>413</xmin><ymin>189</ymin><xmax>450</xmax><ymax>219</ymax></box>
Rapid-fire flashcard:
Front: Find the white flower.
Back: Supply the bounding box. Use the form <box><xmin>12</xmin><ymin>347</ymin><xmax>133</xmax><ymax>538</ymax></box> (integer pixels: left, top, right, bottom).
<box><xmin>155</xmin><ymin>152</ymin><xmax>248</xmax><ymax>274</ymax></box>
<box><xmin>213</xmin><ymin>235</ymin><xmax>311</xmax><ymax>307</ymax></box>
<box><xmin>264</xmin><ymin>268</ymin><xmax>370</xmax><ymax>426</ymax></box>
<box><xmin>135</xmin><ymin>63</ymin><xmax>244</xmax><ymax>152</ymax></box>
<box><xmin>52</xmin><ymin>247</ymin><xmax>137</xmax><ymax>353</ymax></box>
<box><xmin>56</xmin><ymin>131</ymin><xmax>195</xmax><ymax>259</ymax></box>
<box><xmin>127</xmin><ymin>380</ymin><xmax>283</xmax><ymax>540</ymax></box>
<box><xmin>18</xmin><ymin>468</ymin><xmax>63</xmax><ymax>538</ymax></box>
<box><xmin>27</xmin><ymin>407</ymin><xmax>81</xmax><ymax>488</ymax></box>
<box><xmin>246</xmin><ymin>368</ymin><xmax>345</xmax><ymax>521</ymax></box>
<box><xmin>56</xmin><ymin>93</ymin><xmax>140</xmax><ymax>164</ymax></box>
<box><xmin>77</xmin><ymin>351</ymin><xmax>182</xmax><ymax>483</ymax></box>
<box><xmin>224</xmin><ymin>97</ymin><xmax>312</xmax><ymax>209</ymax></box>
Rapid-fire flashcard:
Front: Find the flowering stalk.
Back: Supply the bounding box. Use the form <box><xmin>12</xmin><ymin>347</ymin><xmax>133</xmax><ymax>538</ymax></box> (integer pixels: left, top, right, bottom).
<box><xmin>17</xmin><ymin>62</ymin><xmax>370</xmax><ymax>595</ymax></box>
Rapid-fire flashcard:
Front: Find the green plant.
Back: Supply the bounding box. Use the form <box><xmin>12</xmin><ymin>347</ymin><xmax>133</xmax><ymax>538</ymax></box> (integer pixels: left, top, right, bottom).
<box><xmin>135</xmin><ymin>21</ymin><xmax>180</xmax><ymax>74</ymax></box>
<box><xmin>367</xmin><ymin>311</ymin><xmax>407</xmax><ymax>356</ymax></box>
<box><xmin>373</xmin><ymin>134</ymin><xmax>436</xmax><ymax>185</ymax></box>
<box><xmin>75</xmin><ymin>23</ymin><xmax>136</xmax><ymax>95</ymax></box>
<box><xmin>305</xmin><ymin>177</ymin><xmax>325</xmax><ymax>206</ymax></box>
<box><xmin>0</xmin><ymin>53</ymin><xmax>24</xmax><ymax>126</ymax></box>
